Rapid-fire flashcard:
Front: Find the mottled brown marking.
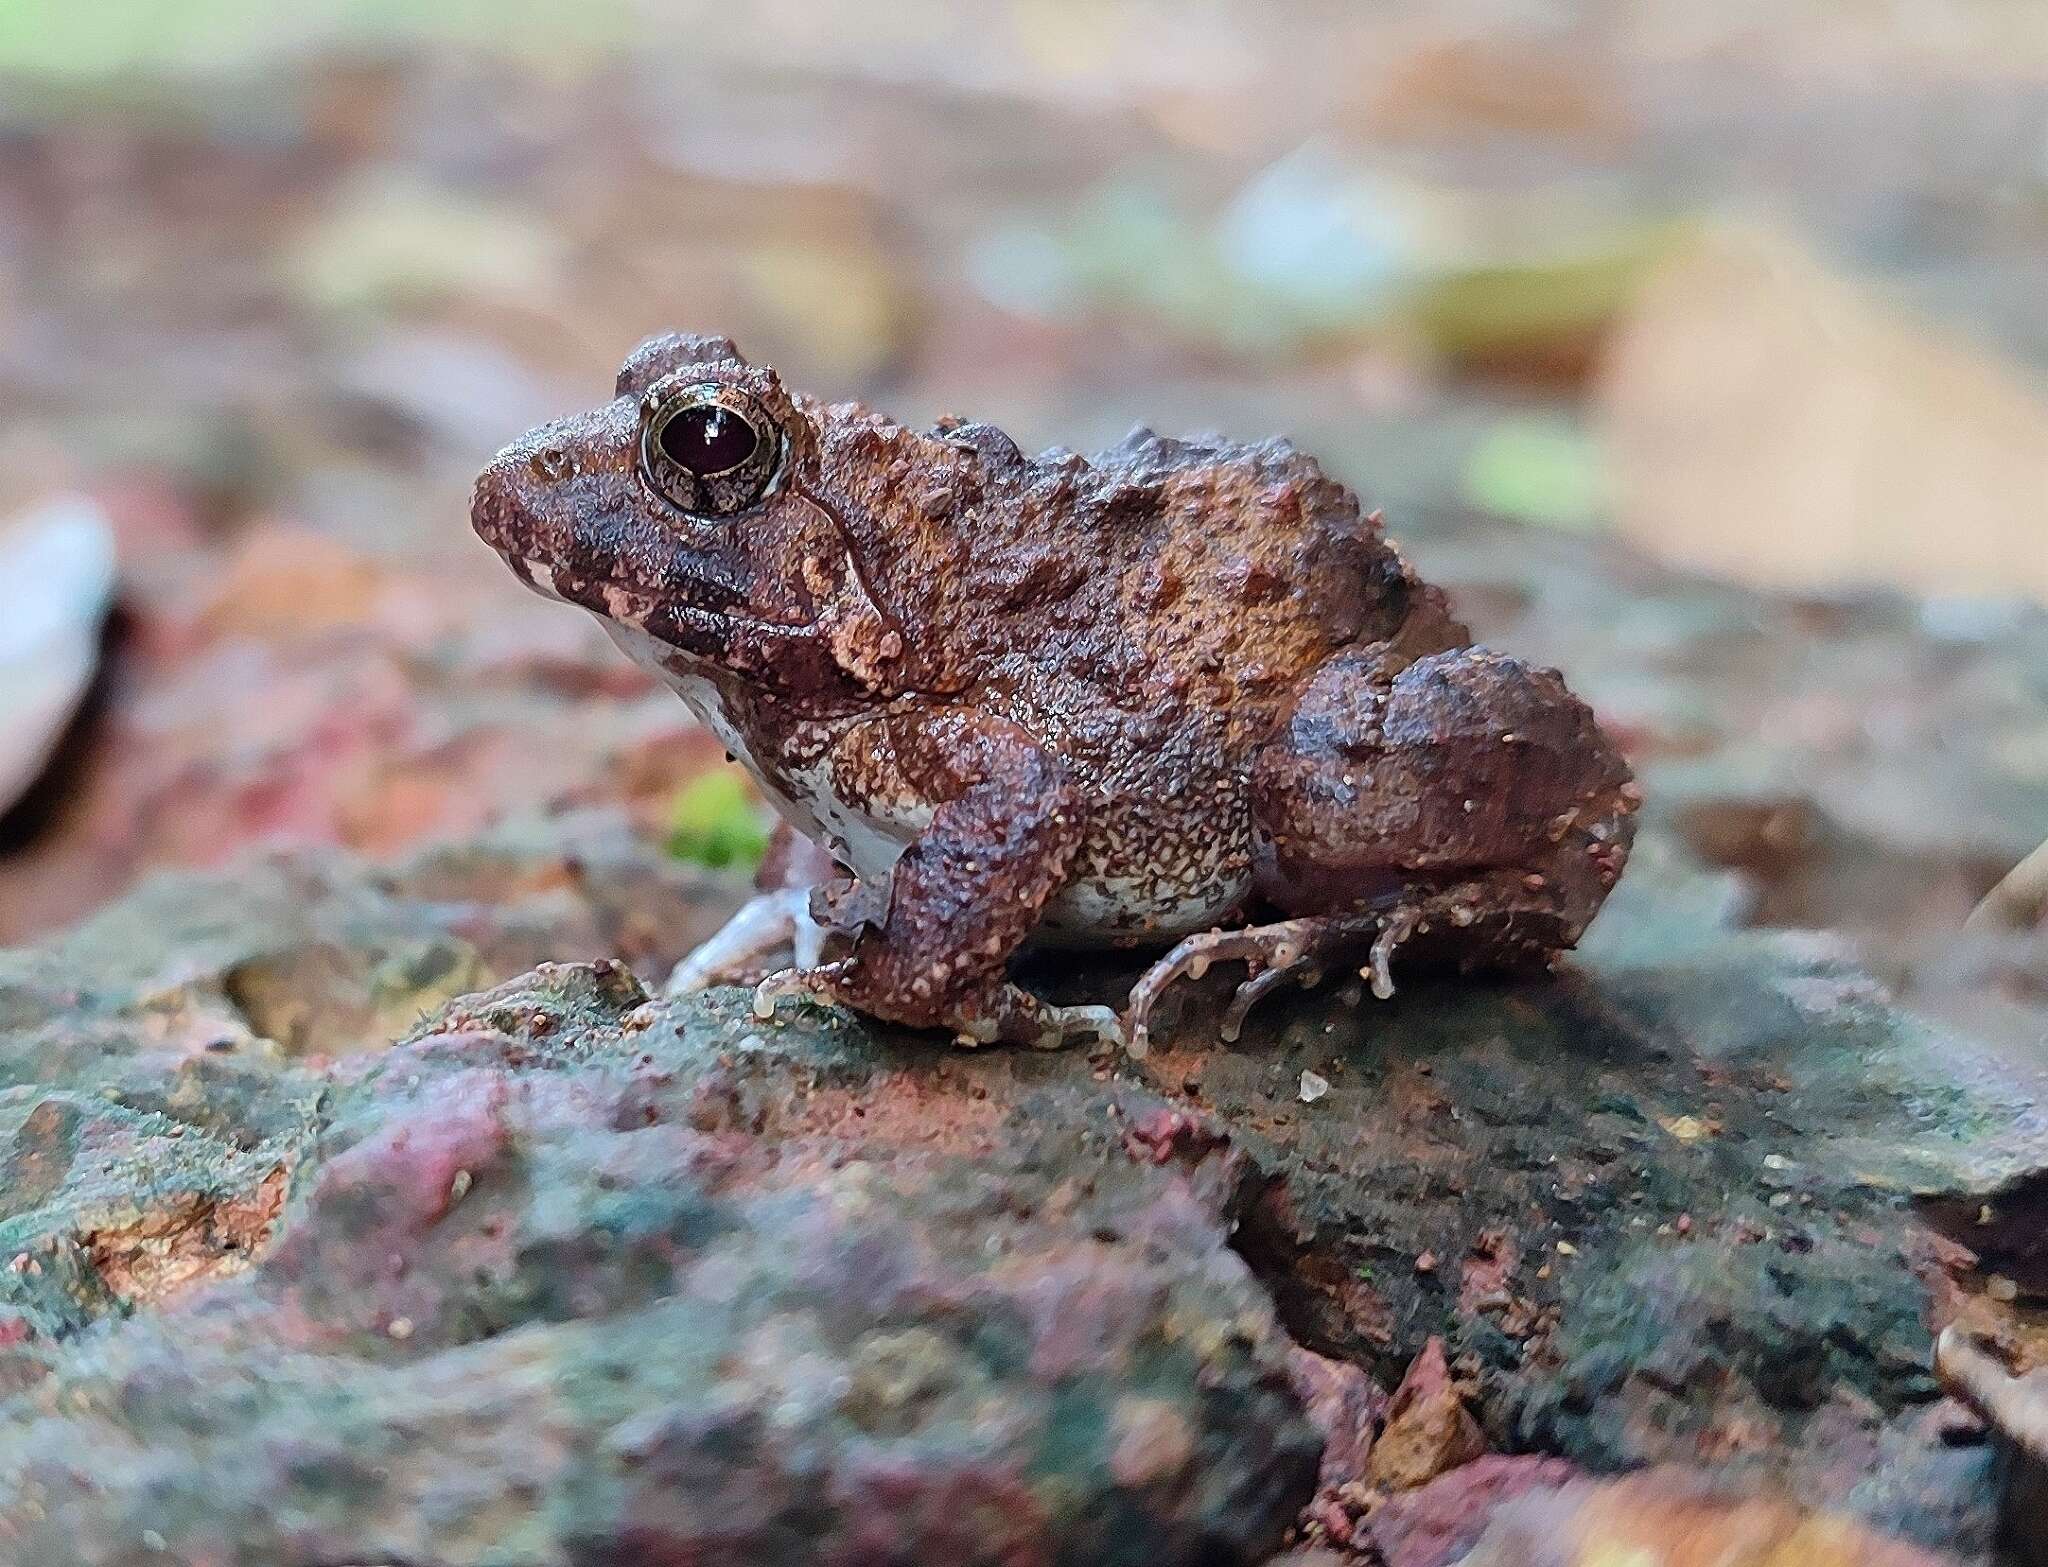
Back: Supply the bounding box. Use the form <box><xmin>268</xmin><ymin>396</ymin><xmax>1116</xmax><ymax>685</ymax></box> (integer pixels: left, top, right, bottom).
<box><xmin>472</xmin><ymin>333</ymin><xmax>1638</xmax><ymax>1043</ymax></box>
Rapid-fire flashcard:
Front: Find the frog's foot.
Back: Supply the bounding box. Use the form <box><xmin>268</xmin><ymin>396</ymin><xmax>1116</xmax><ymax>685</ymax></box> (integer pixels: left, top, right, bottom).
<box><xmin>1220</xmin><ymin>957</ymin><xmax>1325</xmax><ymax>1041</ymax></box>
<box><xmin>987</xmin><ymin>992</ymin><xmax>1126</xmax><ymax>1053</ymax></box>
<box><xmin>748</xmin><ymin>962</ymin><xmax>835</xmax><ymax>1018</ymax></box>
<box><xmin>750</xmin><ymin>964</ymin><xmax>1124</xmax><ymax>1053</ymax></box>
<box><xmin>667</xmin><ymin>887</ymin><xmax>829</xmax><ymax>995</ymax></box>
<box><xmin>1125</xmin><ymin>911</ymin><xmax>1395</xmax><ymax>1053</ymax></box>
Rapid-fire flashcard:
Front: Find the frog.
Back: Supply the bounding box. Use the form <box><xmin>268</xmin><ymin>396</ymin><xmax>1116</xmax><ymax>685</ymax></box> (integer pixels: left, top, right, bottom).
<box><xmin>472</xmin><ymin>332</ymin><xmax>1639</xmax><ymax>1053</ymax></box>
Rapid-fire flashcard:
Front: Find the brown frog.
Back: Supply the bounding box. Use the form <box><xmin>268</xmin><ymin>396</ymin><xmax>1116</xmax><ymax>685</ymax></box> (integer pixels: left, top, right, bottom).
<box><xmin>473</xmin><ymin>333</ymin><xmax>1638</xmax><ymax>1052</ymax></box>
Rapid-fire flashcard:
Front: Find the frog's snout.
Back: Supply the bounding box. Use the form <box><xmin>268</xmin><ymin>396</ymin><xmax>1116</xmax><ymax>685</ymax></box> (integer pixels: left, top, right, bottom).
<box><xmin>469</xmin><ymin>447</ymin><xmax>515</xmax><ymax>551</ymax></box>
<box><xmin>471</xmin><ymin>441</ymin><xmax>569</xmax><ymax>601</ymax></box>
<box><xmin>471</xmin><ymin>440</ymin><xmax>531</xmax><ymax>533</ymax></box>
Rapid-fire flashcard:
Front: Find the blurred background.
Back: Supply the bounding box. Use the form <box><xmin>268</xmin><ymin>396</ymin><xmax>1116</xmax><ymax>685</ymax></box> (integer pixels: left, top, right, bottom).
<box><xmin>0</xmin><ymin>0</ymin><xmax>2043</xmax><ymax>1039</ymax></box>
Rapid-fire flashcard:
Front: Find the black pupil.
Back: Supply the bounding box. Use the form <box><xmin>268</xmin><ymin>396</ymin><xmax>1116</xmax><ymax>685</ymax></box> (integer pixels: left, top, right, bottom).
<box><xmin>660</xmin><ymin>404</ymin><xmax>758</xmax><ymax>476</ymax></box>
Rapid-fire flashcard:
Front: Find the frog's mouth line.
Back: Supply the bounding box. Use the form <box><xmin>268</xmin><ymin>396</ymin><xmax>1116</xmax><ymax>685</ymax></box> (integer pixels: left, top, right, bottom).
<box><xmin>506</xmin><ymin>550</ymin><xmax>824</xmax><ymax>644</ymax></box>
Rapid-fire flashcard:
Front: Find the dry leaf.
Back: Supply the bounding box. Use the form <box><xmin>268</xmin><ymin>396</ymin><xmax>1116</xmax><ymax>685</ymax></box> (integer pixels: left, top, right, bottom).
<box><xmin>1597</xmin><ymin>223</ymin><xmax>2048</xmax><ymax>603</ymax></box>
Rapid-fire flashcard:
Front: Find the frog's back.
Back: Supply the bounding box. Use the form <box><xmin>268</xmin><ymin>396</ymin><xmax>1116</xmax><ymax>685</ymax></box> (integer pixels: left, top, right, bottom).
<box><xmin>1081</xmin><ymin>425</ymin><xmax>1432</xmax><ymax>666</ymax></box>
<box><xmin>802</xmin><ymin>400</ymin><xmax>1463</xmax><ymax>759</ymax></box>
<box><xmin>965</xmin><ymin>427</ymin><xmax>1458</xmax><ymax>752</ymax></box>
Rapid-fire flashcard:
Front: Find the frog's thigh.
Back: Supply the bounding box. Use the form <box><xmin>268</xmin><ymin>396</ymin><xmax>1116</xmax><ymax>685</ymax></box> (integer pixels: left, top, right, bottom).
<box><xmin>1249</xmin><ymin>646</ymin><xmax>1627</xmax><ymax>929</ymax></box>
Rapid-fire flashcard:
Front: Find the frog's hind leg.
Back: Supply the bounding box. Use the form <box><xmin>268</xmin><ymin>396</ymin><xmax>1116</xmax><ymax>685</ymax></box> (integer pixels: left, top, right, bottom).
<box><xmin>1248</xmin><ymin>644</ymin><xmax>1634</xmax><ymax>948</ymax></box>
<box><xmin>1127</xmin><ymin>646</ymin><xmax>1637</xmax><ymax>1047</ymax></box>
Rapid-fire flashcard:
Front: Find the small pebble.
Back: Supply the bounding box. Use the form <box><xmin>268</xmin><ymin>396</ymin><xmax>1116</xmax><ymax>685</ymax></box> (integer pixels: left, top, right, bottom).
<box><xmin>1299</xmin><ymin>1069</ymin><xmax>1330</xmax><ymax>1103</ymax></box>
<box><xmin>1935</xmin><ymin>1398</ymin><xmax>1989</xmax><ymax>1446</ymax></box>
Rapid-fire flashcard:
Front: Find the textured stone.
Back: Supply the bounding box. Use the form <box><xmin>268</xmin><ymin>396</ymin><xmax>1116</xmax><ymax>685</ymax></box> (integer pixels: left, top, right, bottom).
<box><xmin>0</xmin><ymin>965</ymin><xmax>1322</xmax><ymax>1566</ymax></box>
<box><xmin>1368</xmin><ymin>1337</ymin><xmax>1487</xmax><ymax>1491</ymax></box>
<box><xmin>1513</xmin><ymin>1226</ymin><xmax>1940</xmax><ymax>1466</ymax></box>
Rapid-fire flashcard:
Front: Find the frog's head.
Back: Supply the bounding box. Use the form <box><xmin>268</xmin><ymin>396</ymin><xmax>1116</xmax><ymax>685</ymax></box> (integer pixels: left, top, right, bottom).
<box><xmin>472</xmin><ymin>333</ymin><xmax>854</xmax><ymax>677</ymax></box>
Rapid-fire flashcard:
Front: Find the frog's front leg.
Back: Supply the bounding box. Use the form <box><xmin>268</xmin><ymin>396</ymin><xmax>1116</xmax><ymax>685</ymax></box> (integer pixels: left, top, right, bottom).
<box><xmin>667</xmin><ymin>822</ymin><xmax>841</xmax><ymax>993</ymax></box>
<box><xmin>753</xmin><ymin>711</ymin><xmax>1122</xmax><ymax>1050</ymax></box>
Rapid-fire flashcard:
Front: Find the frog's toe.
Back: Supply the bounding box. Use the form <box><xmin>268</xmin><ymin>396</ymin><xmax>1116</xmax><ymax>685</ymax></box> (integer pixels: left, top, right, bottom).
<box><xmin>1125</xmin><ymin>920</ymin><xmax>1318</xmax><ymax>1053</ymax></box>
<box><xmin>1032</xmin><ymin>1001</ymin><xmax>1124</xmax><ymax>1053</ymax></box>
<box><xmin>748</xmin><ymin>961</ymin><xmax>847</xmax><ymax>1020</ymax></box>
<box><xmin>1126</xmin><ymin>913</ymin><xmax>1384</xmax><ymax>1053</ymax></box>
<box><xmin>1219</xmin><ymin>960</ymin><xmax>1324</xmax><ymax>1043</ymax></box>
<box><xmin>668</xmin><ymin>888</ymin><xmax>824</xmax><ymax>995</ymax></box>
<box><xmin>951</xmin><ymin>988</ymin><xmax>1123</xmax><ymax>1052</ymax></box>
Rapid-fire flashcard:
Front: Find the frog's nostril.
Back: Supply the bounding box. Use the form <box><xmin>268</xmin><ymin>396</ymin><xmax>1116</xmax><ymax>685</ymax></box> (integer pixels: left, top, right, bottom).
<box><xmin>530</xmin><ymin>445</ymin><xmax>573</xmax><ymax>482</ymax></box>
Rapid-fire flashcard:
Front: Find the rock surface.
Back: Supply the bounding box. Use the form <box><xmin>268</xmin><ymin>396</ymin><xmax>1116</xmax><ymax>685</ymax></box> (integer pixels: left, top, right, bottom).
<box><xmin>0</xmin><ymin>815</ymin><xmax>2037</xmax><ymax>1563</ymax></box>
<box><xmin>0</xmin><ymin>955</ymin><xmax>1322</xmax><ymax>1566</ymax></box>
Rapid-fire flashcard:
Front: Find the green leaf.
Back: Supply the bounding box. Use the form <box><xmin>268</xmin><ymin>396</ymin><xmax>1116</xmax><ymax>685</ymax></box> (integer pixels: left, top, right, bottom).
<box><xmin>1461</xmin><ymin>416</ymin><xmax>1608</xmax><ymax>532</ymax></box>
<box><xmin>1409</xmin><ymin>223</ymin><xmax>1679</xmax><ymax>362</ymax></box>
<box><xmin>666</xmin><ymin>770</ymin><xmax>772</xmax><ymax>871</ymax></box>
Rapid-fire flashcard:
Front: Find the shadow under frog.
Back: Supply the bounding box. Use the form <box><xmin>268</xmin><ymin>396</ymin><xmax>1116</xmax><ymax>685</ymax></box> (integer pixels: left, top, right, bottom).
<box><xmin>473</xmin><ymin>332</ymin><xmax>1639</xmax><ymax>1052</ymax></box>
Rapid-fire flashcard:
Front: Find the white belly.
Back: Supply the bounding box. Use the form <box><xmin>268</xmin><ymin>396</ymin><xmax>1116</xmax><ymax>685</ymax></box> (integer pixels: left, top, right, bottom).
<box><xmin>1040</xmin><ymin>864</ymin><xmax>1250</xmax><ymax>946</ymax></box>
<box><xmin>773</xmin><ymin>750</ymin><xmax>931</xmax><ymax>883</ymax></box>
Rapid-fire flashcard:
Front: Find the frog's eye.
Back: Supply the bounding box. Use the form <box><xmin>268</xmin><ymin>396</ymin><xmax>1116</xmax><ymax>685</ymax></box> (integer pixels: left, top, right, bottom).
<box><xmin>639</xmin><ymin>382</ymin><xmax>784</xmax><ymax>519</ymax></box>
